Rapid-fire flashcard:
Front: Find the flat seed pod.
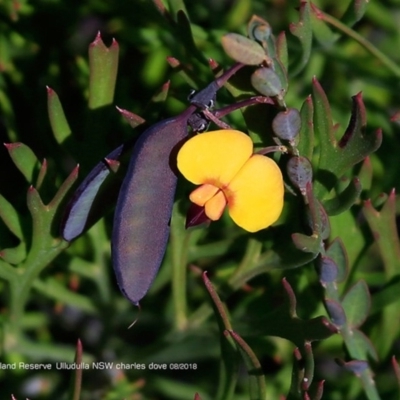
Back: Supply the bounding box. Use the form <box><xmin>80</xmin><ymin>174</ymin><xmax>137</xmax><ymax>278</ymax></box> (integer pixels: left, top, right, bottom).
<box><xmin>61</xmin><ymin>144</ymin><xmax>125</xmax><ymax>241</ymax></box>
<box><xmin>112</xmin><ymin>109</ymin><xmax>194</xmax><ymax>305</ymax></box>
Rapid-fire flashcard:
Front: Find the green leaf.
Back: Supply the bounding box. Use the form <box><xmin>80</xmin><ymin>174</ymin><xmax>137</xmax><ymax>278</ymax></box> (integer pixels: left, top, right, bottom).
<box><xmin>297</xmin><ymin>95</ymin><xmax>314</xmax><ymax>159</ymax></box>
<box><xmin>228</xmin><ymin>330</ymin><xmax>266</xmax><ymax>400</ymax></box>
<box><xmin>342</xmin><ymin>0</ymin><xmax>370</xmax><ymax>26</ymax></box>
<box><xmin>326</xmin><ymin>238</ymin><xmax>349</xmax><ymax>283</ymax></box>
<box><xmin>292</xmin><ymin>233</ymin><xmax>321</xmax><ymax>254</ymax></box>
<box><xmin>251</xmin><ymin>67</ymin><xmax>284</xmax><ymax>97</ymax></box>
<box><xmin>289</xmin><ymin>0</ymin><xmax>312</xmax><ymax>75</ymax></box>
<box><xmin>88</xmin><ymin>32</ymin><xmax>119</xmax><ymax>109</ymax></box>
<box><xmin>322</xmin><ymin>177</ymin><xmax>362</xmax><ymax>216</ymax></box>
<box><xmin>342</xmin><ymin>280</ymin><xmax>370</xmax><ymax>328</ymax></box>
<box><xmin>221</xmin><ymin>33</ymin><xmax>266</xmax><ymax>65</ymax></box>
<box><xmin>0</xmin><ymin>242</ymin><xmax>27</xmax><ymax>265</ymax></box>
<box><xmin>363</xmin><ymin>190</ymin><xmax>400</xmax><ymax>278</ymax></box>
<box><xmin>0</xmin><ymin>194</ymin><xmax>24</xmax><ymax>239</ymax></box>
<box><xmin>47</xmin><ymin>86</ymin><xmax>72</xmax><ymax>145</ymax></box>
<box><xmin>4</xmin><ymin>142</ymin><xmax>40</xmax><ymax>183</ymax></box>
<box><xmin>352</xmin><ymin>329</ymin><xmax>378</xmax><ymax>362</ymax></box>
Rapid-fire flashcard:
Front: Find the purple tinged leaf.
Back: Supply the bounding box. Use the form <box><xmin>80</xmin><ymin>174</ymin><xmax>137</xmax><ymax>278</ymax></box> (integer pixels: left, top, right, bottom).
<box><xmin>282</xmin><ymin>278</ymin><xmax>297</xmax><ymax>317</ymax></box>
<box><xmin>227</xmin><ymin>330</ymin><xmax>266</xmax><ymax>400</ymax></box>
<box><xmin>341</xmin><ymin>280</ymin><xmax>370</xmax><ymax>328</ymax></box>
<box><xmin>325</xmin><ymin>299</ymin><xmax>346</xmax><ymax>327</ymax></box>
<box><xmin>287</xmin><ymin>156</ymin><xmax>312</xmax><ymax>195</ymax></box>
<box><xmin>310</xmin><ymin>380</ymin><xmax>325</xmax><ymax>400</ymax></box>
<box><xmin>116</xmin><ymin>106</ymin><xmax>145</xmax><ymax>129</ymax></box>
<box><xmin>104</xmin><ymin>158</ymin><xmax>120</xmax><ymax>173</ymax></box>
<box><xmin>326</xmin><ymin>238</ymin><xmax>349</xmax><ymax>283</ymax></box>
<box><xmin>318</xmin><ymin>256</ymin><xmax>338</xmax><ymax>284</ymax></box>
<box><xmin>302</xmin><ymin>342</ymin><xmax>314</xmax><ymax>391</ymax></box>
<box><xmin>336</xmin><ymin>359</ymin><xmax>368</xmax><ymax>376</ymax></box>
<box><xmin>251</xmin><ymin>67</ymin><xmax>284</xmax><ymax>97</ymax></box>
<box><xmin>391</xmin><ymin>356</ymin><xmax>400</xmax><ymax>389</ymax></box>
<box><xmin>72</xmin><ymin>339</ymin><xmax>83</xmax><ymax>400</ymax></box>
<box><xmin>272</xmin><ymin>108</ymin><xmax>301</xmax><ymax>141</ymax></box>
<box><xmin>202</xmin><ymin>271</ymin><xmax>233</xmax><ymax>330</ymax></box>
<box><xmin>221</xmin><ymin>33</ymin><xmax>266</xmax><ymax>65</ymax></box>
<box><xmin>152</xmin><ymin>81</ymin><xmax>171</xmax><ymax>103</ymax></box>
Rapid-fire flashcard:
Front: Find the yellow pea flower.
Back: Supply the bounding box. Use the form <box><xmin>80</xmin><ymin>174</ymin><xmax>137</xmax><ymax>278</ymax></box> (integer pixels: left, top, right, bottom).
<box><xmin>177</xmin><ymin>130</ymin><xmax>284</xmax><ymax>232</ymax></box>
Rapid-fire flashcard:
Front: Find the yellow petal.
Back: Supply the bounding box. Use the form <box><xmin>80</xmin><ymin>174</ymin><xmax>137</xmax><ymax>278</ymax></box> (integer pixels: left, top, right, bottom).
<box><xmin>177</xmin><ymin>130</ymin><xmax>253</xmax><ymax>186</ymax></box>
<box><xmin>225</xmin><ymin>155</ymin><xmax>284</xmax><ymax>232</ymax></box>
<box><xmin>189</xmin><ymin>184</ymin><xmax>219</xmax><ymax>206</ymax></box>
<box><xmin>205</xmin><ymin>191</ymin><xmax>227</xmax><ymax>221</ymax></box>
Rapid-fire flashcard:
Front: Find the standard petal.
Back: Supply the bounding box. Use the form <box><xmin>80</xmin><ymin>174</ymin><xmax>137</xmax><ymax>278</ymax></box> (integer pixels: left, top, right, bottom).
<box><xmin>226</xmin><ymin>155</ymin><xmax>284</xmax><ymax>232</ymax></box>
<box><xmin>177</xmin><ymin>130</ymin><xmax>253</xmax><ymax>186</ymax></box>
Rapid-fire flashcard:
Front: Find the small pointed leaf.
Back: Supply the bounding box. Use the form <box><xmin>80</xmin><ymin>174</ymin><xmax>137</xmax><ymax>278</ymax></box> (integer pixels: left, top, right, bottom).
<box><xmin>336</xmin><ymin>359</ymin><xmax>368</xmax><ymax>376</ymax></box>
<box><xmin>47</xmin><ymin>86</ymin><xmax>72</xmax><ymax>145</ymax></box>
<box><xmin>0</xmin><ymin>242</ymin><xmax>27</xmax><ymax>265</ymax></box>
<box><xmin>4</xmin><ymin>143</ymin><xmax>40</xmax><ymax>183</ymax></box>
<box><xmin>341</xmin><ymin>280</ymin><xmax>370</xmax><ymax>328</ymax></box>
<box><xmin>88</xmin><ymin>33</ymin><xmax>119</xmax><ymax>109</ymax></box>
<box><xmin>0</xmin><ymin>194</ymin><xmax>24</xmax><ymax>239</ymax></box>
<box><xmin>116</xmin><ymin>106</ymin><xmax>145</xmax><ymax>128</ymax></box>
<box><xmin>251</xmin><ymin>67</ymin><xmax>283</xmax><ymax>97</ymax></box>
<box><xmin>297</xmin><ymin>96</ymin><xmax>314</xmax><ymax>159</ymax></box>
<box><xmin>326</xmin><ymin>238</ymin><xmax>349</xmax><ymax>283</ymax></box>
<box><xmin>289</xmin><ymin>1</ymin><xmax>312</xmax><ymax>75</ymax></box>
<box><xmin>325</xmin><ymin>299</ymin><xmax>346</xmax><ymax>327</ymax></box>
<box><xmin>292</xmin><ymin>233</ymin><xmax>321</xmax><ymax>254</ymax></box>
<box><xmin>322</xmin><ymin>177</ymin><xmax>362</xmax><ymax>216</ymax></box>
<box><xmin>221</xmin><ymin>33</ymin><xmax>266</xmax><ymax>65</ymax></box>
<box><xmin>318</xmin><ymin>256</ymin><xmax>338</xmax><ymax>284</ymax></box>
<box><xmin>273</xmin><ymin>108</ymin><xmax>301</xmax><ymax>141</ymax></box>
<box><xmin>287</xmin><ymin>156</ymin><xmax>313</xmax><ymax>195</ymax></box>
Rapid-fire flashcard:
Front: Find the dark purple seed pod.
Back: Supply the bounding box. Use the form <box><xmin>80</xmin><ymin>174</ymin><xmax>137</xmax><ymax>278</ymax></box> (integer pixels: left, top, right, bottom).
<box><xmin>272</xmin><ymin>108</ymin><xmax>301</xmax><ymax>141</ymax></box>
<box><xmin>61</xmin><ymin>144</ymin><xmax>125</xmax><ymax>241</ymax></box>
<box><xmin>112</xmin><ymin>108</ymin><xmax>195</xmax><ymax>305</ymax></box>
